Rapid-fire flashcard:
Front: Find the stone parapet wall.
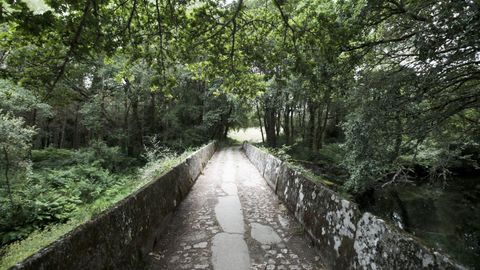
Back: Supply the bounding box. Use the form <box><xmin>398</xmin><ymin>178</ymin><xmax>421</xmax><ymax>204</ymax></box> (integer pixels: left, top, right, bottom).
<box><xmin>243</xmin><ymin>143</ymin><xmax>465</xmax><ymax>270</ymax></box>
<box><xmin>12</xmin><ymin>142</ymin><xmax>217</xmax><ymax>270</ymax></box>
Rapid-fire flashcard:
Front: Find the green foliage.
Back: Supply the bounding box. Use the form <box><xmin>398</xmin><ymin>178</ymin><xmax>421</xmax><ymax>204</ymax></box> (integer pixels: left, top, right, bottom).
<box><xmin>0</xmin><ymin>141</ymin><xmax>199</xmax><ymax>269</ymax></box>
<box><xmin>340</xmin><ymin>0</ymin><xmax>480</xmax><ymax>193</ymax></box>
<box><xmin>0</xmin><ymin>138</ymin><xmax>138</xmax><ymax>247</ymax></box>
<box><xmin>0</xmin><ymin>113</ymin><xmax>35</xmax><ymax>153</ymax></box>
<box><xmin>342</xmin><ymin>107</ymin><xmax>387</xmax><ymax>193</ymax></box>
<box><xmin>261</xmin><ymin>144</ymin><xmax>347</xmax><ymax>194</ymax></box>
<box><xmin>31</xmin><ymin>148</ymin><xmax>76</xmax><ymax>168</ymax></box>
<box><xmin>283</xmin><ymin>143</ymin><xmax>345</xmax><ymax>165</ymax></box>
<box><xmin>0</xmin><ymin>0</ymin><xmax>479</xmax><ymax>266</ymax></box>
<box><xmin>0</xmin><ymin>111</ymin><xmax>36</xmax><ymax>214</ymax></box>
<box><xmin>0</xmin><ymin>146</ymin><xmax>123</xmax><ymax>246</ymax></box>
<box><xmin>139</xmin><ymin>137</ymin><xmax>200</xmax><ymax>184</ymax></box>
<box><xmin>0</xmin><ymin>79</ymin><xmax>51</xmax><ymax>116</ymax></box>
<box><xmin>32</xmin><ymin>141</ymin><xmax>137</xmax><ymax>171</ymax></box>
<box><xmin>141</xmin><ymin>136</ymin><xmax>176</xmax><ymax>163</ymax></box>
<box><xmin>77</xmin><ymin>140</ymin><xmax>137</xmax><ymax>171</ymax></box>
<box><xmin>0</xmin><ymin>216</ymin><xmax>89</xmax><ymax>270</ymax></box>
<box><xmin>266</xmin><ymin>144</ymin><xmax>293</xmax><ymax>161</ymax></box>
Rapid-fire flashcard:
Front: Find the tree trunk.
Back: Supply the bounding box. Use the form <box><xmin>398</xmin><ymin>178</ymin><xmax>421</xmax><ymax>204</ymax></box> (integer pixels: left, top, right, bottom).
<box><xmin>313</xmin><ymin>104</ymin><xmax>324</xmax><ymax>151</ymax></box>
<box><xmin>222</xmin><ymin>105</ymin><xmax>233</xmax><ymax>139</ymax></box>
<box><xmin>264</xmin><ymin>102</ymin><xmax>277</xmax><ymax>147</ymax></box>
<box><xmin>390</xmin><ymin>113</ymin><xmax>403</xmax><ymax>162</ymax></box>
<box><xmin>320</xmin><ymin>101</ymin><xmax>330</xmax><ymax>149</ymax></box>
<box><xmin>290</xmin><ymin>108</ymin><xmax>294</xmax><ymax>141</ymax></box>
<box><xmin>390</xmin><ymin>189</ymin><xmax>411</xmax><ymax>232</ymax></box>
<box><xmin>256</xmin><ymin>102</ymin><xmax>265</xmax><ymax>144</ymax></box>
<box><xmin>131</xmin><ymin>96</ymin><xmax>143</xmax><ymax>155</ymax></box>
<box><xmin>275</xmin><ymin>111</ymin><xmax>281</xmax><ymax>138</ymax></box>
<box><xmin>301</xmin><ymin>102</ymin><xmax>306</xmax><ymax>141</ymax></box>
<box><xmin>316</xmin><ymin>100</ymin><xmax>330</xmax><ymax>150</ymax></box>
<box><xmin>59</xmin><ymin>112</ymin><xmax>67</xmax><ymax>148</ymax></box>
<box><xmin>283</xmin><ymin>105</ymin><xmax>290</xmax><ymax>144</ymax></box>
<box><xmin>147</xmin><ymin>92</ymin><xmax>157</xmax><ymax>135</ymax></box>
<box><xmin>42</xmin><ymin>118</ymin><xmax>50</xmax><ymax>148</ymax></box>
<box><xmin>73</xmin><ymin>104</ymin><xmax>80</xmax><ymax>148</ymax></box>
<box><xmin>123</xmin><ymin>88</ymin><xmax>131</xmax><ymax>155</ymax></box>
<box><xmin>307</xmin><ymin>101</ymin><xmax>316</xmax><ymax>149</ymax></box>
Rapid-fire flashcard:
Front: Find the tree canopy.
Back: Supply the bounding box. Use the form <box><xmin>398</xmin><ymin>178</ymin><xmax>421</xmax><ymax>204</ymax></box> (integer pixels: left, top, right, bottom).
<box><xmin>1</xmin><ymin>0</ymin><xmax>478</xmax><ymax>190</ymax></box>
<box><xmin>0</xmin><ymin>1</ymin><xmax>479</xmax><ymax>265</ymax></box>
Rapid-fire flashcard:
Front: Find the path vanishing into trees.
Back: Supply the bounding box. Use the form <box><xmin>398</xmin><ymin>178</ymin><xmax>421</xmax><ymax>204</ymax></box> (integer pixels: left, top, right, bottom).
<box><xmin>147</xmin><ymin>147</ymin><xmax>324</xmax><ymax>270</ymax></box>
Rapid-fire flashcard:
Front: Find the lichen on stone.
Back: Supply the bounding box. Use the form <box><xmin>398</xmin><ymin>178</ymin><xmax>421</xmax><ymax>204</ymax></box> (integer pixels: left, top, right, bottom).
<box><xmin>354</xmin><ymin>212</ymin><xmax>386</xmax><ymax>269</ymax></box>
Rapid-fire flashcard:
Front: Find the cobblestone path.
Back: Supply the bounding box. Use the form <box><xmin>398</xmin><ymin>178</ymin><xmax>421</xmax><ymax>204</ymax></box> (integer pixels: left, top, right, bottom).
<box><xmin>147</xmin><ymin>147</ymin><xmax>324</xmax><ymax>270</ymax></box>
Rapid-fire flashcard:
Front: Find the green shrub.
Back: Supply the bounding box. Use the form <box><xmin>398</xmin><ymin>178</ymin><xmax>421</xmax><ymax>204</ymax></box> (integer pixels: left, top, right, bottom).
<box><xmin>1</xmin><ymin>142</ymin><xmax>132</xmax><ymax>247</ymax></box>
<box><xmin>317</xmin><ymin>143</ymin><xmax>345</xmax><ymax>164</ymax></box>
<box><xmin>0</xmin><ymin>144</ymin><xmax>200</xmax><ymax>269</ymax></box>
<box><xmin>31</xmin><ymin>148</ymin><xmax>76</xmax><ymax>169</ymax></box>
<box><xmin>32</xmin><ymin>141</ymin><xmax>138</xmax><ymax>172</ymax></box>
<box><xmin>75</xmin><ymin>140</ymin><xmax>138</xmax><ymax>171</ymax></box>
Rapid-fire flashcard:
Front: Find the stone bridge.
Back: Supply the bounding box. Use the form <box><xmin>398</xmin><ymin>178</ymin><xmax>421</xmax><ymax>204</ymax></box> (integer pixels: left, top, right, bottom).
<box><xmin>13</xmin><ymin>143</ymin><xmax>464</xmax><ymax>270</ymax></box>
<box><xmin>147</xmin><ymin>146</ymin><xmax>322</xmax><ymax>270</ymax></box>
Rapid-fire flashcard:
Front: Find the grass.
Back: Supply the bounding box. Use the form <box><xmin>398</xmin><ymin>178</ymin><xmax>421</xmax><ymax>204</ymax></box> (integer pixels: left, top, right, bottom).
<box><xmin>0</xmin><ymin>147</ymin><xmax>199</xmax><ymax>270</ymax></box>
<box><xmin>0</xmin><ymin>215</ymin><xmax>89</xmax><ymax>269</ymax></box>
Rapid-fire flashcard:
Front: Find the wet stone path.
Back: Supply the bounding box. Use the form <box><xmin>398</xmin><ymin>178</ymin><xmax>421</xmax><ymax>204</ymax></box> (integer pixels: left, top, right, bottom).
<box><xmin>147</xmin><ymin>147</ymin><xmax>324</xmax><ymax>270</ymax></box>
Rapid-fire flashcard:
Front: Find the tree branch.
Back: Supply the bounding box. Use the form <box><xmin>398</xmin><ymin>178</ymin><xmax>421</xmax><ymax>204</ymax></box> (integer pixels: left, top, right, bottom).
<box><xmin>47</xmin><ymin>0</ymin><xmax>92</xmax><ymax>100</ymax></box>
